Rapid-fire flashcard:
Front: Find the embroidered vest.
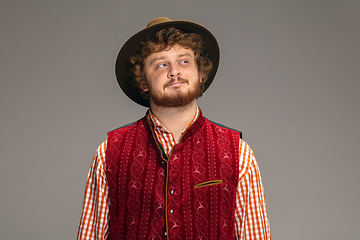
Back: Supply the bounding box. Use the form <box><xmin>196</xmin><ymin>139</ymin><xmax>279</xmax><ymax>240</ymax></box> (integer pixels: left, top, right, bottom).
<box><xmin>106</xmin><ymin>111</ymin><xmax>240</xmax><ymax>240</ymax></box>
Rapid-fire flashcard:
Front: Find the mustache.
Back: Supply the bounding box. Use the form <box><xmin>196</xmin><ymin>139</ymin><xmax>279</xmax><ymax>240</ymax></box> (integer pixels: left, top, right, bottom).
<box><xmin>164</xmin><ymin>77</ymin><xmax>189</xmax><ymax>87</ymax></box>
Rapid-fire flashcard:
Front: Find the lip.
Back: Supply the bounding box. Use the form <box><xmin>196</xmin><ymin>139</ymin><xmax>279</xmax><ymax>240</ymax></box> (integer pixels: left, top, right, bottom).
<box><xmin>166</xmin><ymin>81</ymin><xmax>187</xmax><ymax>88</ymax></box>
<box><xmin>169</xmin><ymin>81</ymin><xmax>185</xmax><ymax>86</ymax></box>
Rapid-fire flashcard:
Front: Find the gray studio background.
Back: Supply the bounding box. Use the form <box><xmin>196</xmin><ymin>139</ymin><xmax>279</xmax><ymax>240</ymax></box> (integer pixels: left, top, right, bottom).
<box><xmin>1</xmin><ymin>1</ymin><xmax>359</xmax><ymax>239</ymax></box>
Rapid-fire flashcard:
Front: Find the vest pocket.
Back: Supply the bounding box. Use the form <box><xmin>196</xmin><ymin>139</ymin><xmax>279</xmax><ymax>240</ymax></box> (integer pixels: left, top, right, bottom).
<box><xmin>194</xmin><ymin>179</ymin><xmax>223</xmax><ymax>189</ymax></box>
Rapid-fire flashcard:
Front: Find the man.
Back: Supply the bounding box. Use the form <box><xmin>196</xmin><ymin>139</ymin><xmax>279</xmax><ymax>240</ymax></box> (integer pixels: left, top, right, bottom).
<box><xmin>77</xmin><ymin>17</ymin><xmax>271</xmax><ymax>240</ymax></box>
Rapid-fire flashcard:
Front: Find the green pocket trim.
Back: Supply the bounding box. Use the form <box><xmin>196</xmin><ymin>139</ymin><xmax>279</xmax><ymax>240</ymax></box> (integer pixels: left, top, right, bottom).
<box><xmin>194</xmin><ymin>179</ymin><xmax>223</xmax><ymax>189</ymax></box>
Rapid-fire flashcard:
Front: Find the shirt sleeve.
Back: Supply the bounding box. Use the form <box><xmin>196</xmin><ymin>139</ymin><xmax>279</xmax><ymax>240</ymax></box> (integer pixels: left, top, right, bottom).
<box><xmin>235</xmin><ymin>139</ymin><xmax>271</xmax><ymax>240</ymax></box>
<box><xmin>77</xmin><ymin>141</ymin><xmax>110</xmax><ymax>240</ymax></box>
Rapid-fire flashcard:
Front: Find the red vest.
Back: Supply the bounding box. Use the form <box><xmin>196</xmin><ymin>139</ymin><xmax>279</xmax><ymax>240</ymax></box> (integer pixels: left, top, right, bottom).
<box><xmin>106</xmin><ymin>111</ymin><xmax>240</xmax><ymax>239</ymax></box>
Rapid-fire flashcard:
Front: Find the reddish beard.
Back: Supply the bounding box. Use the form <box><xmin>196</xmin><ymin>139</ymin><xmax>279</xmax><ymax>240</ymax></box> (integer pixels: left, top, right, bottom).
<box><xmin>148</xmin><ymin>77</ymin><xmax>201</xmax><ymax>108</ymax></box>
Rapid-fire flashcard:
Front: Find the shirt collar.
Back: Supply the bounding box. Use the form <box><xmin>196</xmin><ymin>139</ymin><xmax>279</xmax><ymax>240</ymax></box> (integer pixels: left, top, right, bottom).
<box><xmin>147</xmin><ymin>106</ymin><xmax>199</xmax><ymax>134</ymax></box>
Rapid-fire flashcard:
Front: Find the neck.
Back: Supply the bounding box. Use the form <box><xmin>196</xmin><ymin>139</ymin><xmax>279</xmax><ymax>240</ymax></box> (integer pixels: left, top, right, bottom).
<box><xmin>150</xmin><ymin>100</ymin><xmax>197</xmax><ymax>143</ymax></box>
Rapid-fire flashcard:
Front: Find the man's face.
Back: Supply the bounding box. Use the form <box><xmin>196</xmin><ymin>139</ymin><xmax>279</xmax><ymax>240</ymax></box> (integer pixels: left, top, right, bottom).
<box><xmin>143</xmin><ymin>45</ymin><xmax>202</xmax><ymax>108</ymax></box>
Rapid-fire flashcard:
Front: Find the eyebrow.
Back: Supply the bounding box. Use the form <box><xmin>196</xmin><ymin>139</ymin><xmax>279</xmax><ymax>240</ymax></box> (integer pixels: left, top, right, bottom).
<box><xmin>149</xmin><ymin>56</ymin><xmax>166</xmax><ymax>66</ymax></box>
<box><xmin>178</xmin><ymin>53</ymin><xmax>193</xmax><ymax>58</ymax></box>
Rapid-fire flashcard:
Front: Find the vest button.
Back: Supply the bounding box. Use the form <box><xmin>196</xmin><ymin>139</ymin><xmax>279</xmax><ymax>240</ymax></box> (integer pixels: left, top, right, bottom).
<box><xmin>164</xmin><ymin>231</ymin><xmax>167</xmax><ymax>237</ymax></box>
<box><xmin>170</xmin><ymin>190</ymin><xmax>174</xmax><ymax>195</ymax></box>
<box><xmin>170</xmin><ymin>209</ymin><xmax>174</xmax><ymax>214</ymax></box>
<box><xmin>161</xmin><ymin>161</ymin><xmax>165</xmax><ymax>164</ymax></box>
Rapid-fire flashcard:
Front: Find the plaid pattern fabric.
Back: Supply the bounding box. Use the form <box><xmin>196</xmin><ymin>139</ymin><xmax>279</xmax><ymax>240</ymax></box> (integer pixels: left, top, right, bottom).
<box><xmin>77</xmin><ymin>110</ymin><xmax>271</xmax><ymax>240</ymax></box>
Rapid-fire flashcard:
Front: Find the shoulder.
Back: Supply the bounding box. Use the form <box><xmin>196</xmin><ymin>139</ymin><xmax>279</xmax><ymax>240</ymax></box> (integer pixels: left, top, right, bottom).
<box><xmin>95</xmin><ymin>140</ymin><xmax>107</xmax><ymax>157</ymax></box>
<box><xmin>205</xmin><ymin>118</ymin><xmax>242</xmax><ymax>139</ymax></box>
<box><xmin>89</xmin><ymin>140</ymin><xmax>107</xmax><ymax>175</ymax></box>
<box><xmin>108</xmin><ymin>120</ymin><xmax>139</xmax><ymax>133</ymax></box>
<box><xmin>107</xmin><ymin>117</ymin><xmax>145</xmax><ymax>135</ymax></box>
<box><xmin>238</xmin><ymin>138</ymin><xmax>261</xmax><ymax>181</ymax></box>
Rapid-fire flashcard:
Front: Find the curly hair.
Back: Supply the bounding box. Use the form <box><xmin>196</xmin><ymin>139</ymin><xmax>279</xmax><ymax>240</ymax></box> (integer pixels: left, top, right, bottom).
<box><xmin>129</xmin><ymin>27</ymin><xmax>213</xmax><ymax>102</ymax></box>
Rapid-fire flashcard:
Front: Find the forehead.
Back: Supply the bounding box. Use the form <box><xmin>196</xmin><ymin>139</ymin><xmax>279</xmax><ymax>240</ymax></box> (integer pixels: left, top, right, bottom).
<box><xmin>145</xmin><ymin>45</ymin><xmax>195</xmax><ymax>63</ymax></box>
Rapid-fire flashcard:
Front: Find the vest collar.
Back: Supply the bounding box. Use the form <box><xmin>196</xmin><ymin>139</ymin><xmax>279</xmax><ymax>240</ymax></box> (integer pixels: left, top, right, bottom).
<box><xmin>143</xmin><ymin>107</ymin><xmax>206</xmax><ymax>146</ymax></box>
<box><xmin>180</xmin><ymin>107</ymin><xmax>205</xmax><ymax>142</ymax></box>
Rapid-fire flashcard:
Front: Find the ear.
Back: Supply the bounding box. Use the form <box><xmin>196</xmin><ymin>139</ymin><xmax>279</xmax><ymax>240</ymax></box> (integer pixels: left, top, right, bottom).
<box><xmin>199</xmin><ymin>75</ymin><xmax>203</xmax><ymax>83</ymax></box>
<box><xmin>140</xmin><ymin>82</ymin><xmax>148</xmax><ymax>92</ymax></box>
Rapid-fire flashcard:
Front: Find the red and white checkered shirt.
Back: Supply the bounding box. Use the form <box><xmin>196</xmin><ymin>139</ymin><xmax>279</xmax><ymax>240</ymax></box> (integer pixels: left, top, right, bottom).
<box><xmin>77</xmin><ymin>108</ymin><xmax>271</xmax><ymax>240</ymax></box>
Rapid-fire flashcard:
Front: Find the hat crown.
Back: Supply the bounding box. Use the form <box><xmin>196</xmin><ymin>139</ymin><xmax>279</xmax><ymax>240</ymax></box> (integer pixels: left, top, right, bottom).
<box><xmin>146</xmin><ymin>17</ymin><xmax>171</xmax><ymax>27</ymax></box>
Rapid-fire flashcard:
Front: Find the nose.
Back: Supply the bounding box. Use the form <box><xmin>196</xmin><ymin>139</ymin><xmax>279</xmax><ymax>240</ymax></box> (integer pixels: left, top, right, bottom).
<box><xmin>168</xmin><ymin>64</ymin><xmax>181</xmax><ymax>78</ymax></box>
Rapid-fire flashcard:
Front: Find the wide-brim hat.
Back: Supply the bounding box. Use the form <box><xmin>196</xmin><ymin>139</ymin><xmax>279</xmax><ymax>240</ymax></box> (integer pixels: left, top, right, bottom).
<box><xmin>115</xmin><ymin>17</ymin><xmax>220</xmax><ymax>107</ymax></box>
